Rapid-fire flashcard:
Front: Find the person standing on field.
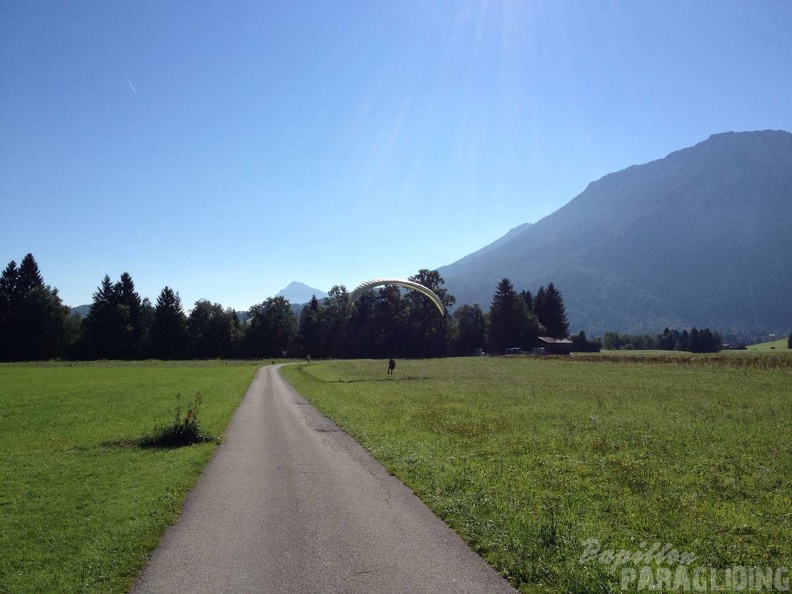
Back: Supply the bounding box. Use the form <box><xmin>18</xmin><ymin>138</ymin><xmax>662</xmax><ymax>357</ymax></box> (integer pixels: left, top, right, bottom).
<box><xmin>387</xmin><ymin>358</ymin><xmax>396</xmax><ymax>375</ymax></box>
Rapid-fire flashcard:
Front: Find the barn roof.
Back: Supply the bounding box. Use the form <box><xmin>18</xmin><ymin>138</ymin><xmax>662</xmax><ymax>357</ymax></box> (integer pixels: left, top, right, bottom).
<box><xmin>538</xmin><ymin>337</ymin><xmax>573</xmax><ymax>345</ymax></box>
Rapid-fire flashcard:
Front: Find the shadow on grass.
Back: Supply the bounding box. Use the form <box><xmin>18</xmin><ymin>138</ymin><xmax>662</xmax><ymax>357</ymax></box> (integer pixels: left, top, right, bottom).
<box><xmin>101</xmin><ymin>430</ymin><xmax>218</xmax><ymax>450</ymax></box>
<box><xmin>135</xmin><ymin>425</ymin><xmax>217</xmax><ymax>449</ymax></box>
<box><xmin>335</xmin><ymin>375</ymin><xmax>430</xmax><ymax>383</ymax></box>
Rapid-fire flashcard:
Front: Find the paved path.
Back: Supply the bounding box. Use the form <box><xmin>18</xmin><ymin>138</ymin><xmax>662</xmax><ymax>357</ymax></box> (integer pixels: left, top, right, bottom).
<box><xmin>131</xmin><ymin>365</ymin><xmax>516</xmax><ymax>594</ymax></box>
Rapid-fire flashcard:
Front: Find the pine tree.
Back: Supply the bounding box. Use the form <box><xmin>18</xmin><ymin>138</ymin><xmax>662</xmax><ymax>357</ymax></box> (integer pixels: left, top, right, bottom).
<box><xmin>534</xmin><ymin>286</ymin><xmax>547</xmax><ymax>330</ymax></box>
<box><xmin>0</xmin><ymin>261</ymin><xmax>19</xmax><ymax>360</ymax></box>
<box><xmin>10</xmin><ymin>254</ymin><xmax>47</xmax><ymax>360</ymax></box>
<box><xmin>689</xmin><ymin>328</ymin><xmax>702</xmax><ymax>353</ymax></box>
<box><xmin>1</xmin><ymin>255</ymin><xmax>72</xmax><ymax>361</ymax></box>
<box><xmin>83</xmin><ymin>275</ymin><xmax>122</xmax><ymax>359</ymax></box>
<box><xmin>0</xmin><ymin>261</ymin><xmax>19</xmax><ymax>297</ymax></box>
<box><xmin>534</xmin><ymin>283</ymin><xmax>569</xmax><ymax>338</ymax></box>
<box><xmin>658</xmin><ymin>327</ymin><xmax>675</xmax><ymax>350</ymax></box>
<box><xmin>677</xmin><ymin>330</ymin><xmax>690</xmax><ymax>351</ymax></box>
<box><xmin>151</xmin><ymin>287</ymin><xmax>187</xmax><ymax>359</ymax></box>
<box><xmin>298</xmin><ymin>296</ymin><xmax>325</xmax><ymax>358</ymax></box>
<box><xmin>488</xmin><ymin>278</ymin><xmax>519</xmax><ymax>352</ymax></box>
<box><xmin>17</xmin><ymin>253</ymin><xmax>44</xmax><ymax>293</ymax></box>
<box><xmin>81</xmin><ymin>272</ymin><xmax>142</xmax><ymax>360</ymax></box>
<box><xmin>115</xmin><ymin>272</ymin><xmax>142</xmax><ymax>358</ymax></box>
<box><xmin>519</xmin><ymin>307</ymin><xmax>544</xmax><ymax>349</ymax></box>
<box><xmin>520</xmin><ymin>290</ymin><xmax>534</xmax><ymax>314</ymax></box>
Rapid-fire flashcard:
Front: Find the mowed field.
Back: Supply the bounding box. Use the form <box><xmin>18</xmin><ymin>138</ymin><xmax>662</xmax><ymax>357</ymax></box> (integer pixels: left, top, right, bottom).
<box><xmin>0</xmin><ymin>361</ymin><xmax>260</xmax><ymax>594</ymax></box>
<box><xmin>282</xmin><ymin>356</ymin><xmax>792</xmax><ymax>593</ymax></box>
<box><xmin>746</xmin><ymin>338</ymin><xmax>791</xmax><ymax>351</ymax></box>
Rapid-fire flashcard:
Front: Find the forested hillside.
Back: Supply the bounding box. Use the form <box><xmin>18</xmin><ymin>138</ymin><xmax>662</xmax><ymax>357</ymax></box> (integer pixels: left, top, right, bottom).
<box><xmin>440</xmin><ymin>130</ymin><xmax>792</xmax><ymax>335</ymax></box>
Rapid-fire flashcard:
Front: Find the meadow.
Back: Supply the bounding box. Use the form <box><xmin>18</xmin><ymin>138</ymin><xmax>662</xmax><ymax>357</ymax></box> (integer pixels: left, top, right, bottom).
<box><xmin>0</xmin><ymin>361</ymin><xmax>260</xmax><ymax>594</ymax></box>
<box><xmin>746</xmin><ymin>338</ymin><xmax>791</xmax><ymax>352</ymax></box>
<box><xmin>282</xmin><ymin>356</ymin><xmax>792</xmax><ymax>593</ymax></box>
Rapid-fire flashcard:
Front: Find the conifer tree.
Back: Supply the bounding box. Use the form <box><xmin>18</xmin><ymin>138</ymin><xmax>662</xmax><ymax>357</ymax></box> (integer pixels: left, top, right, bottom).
<box><xmin>534</xmin><ymin>283</ymin><xmax>569</xmax><ymax>338</ymax></box>
<box><xmin>151</xmin><ymin>286</ymin><xmax>188</xmax><ymax>359</ymax></box>
<box><xmin>677</xmin><ymin>329</ymin><xmax>690</xmax><ymax>351</ymax></box>
<box><xmin>115</xmin><ymin>272</ymin><xmax>142</xmax><ymax>358</ymax></box>
<box><xmin>17</xmin><ymin>253</ymin><xmax>44</xmax><ymax>293</ymax></box>
<box><xmin>0</xmin><ymin>255</ymin><xmax>71</xmax><ymax>361</ymax></box>
<box><xmin>658</xmin><ymin>327</ymin><xmax>675</xmax><ymax>350</ymax></box>
<box><xmin>488</xmin><ymin>278</ymin><xmax>519</xmax><ymax>352</ymax></box>
<box><xmin>83</xmin><ymin>275</ymin><xmax>122</xmax><ymax>359</ymax></box>
<box><xmin>298</xmin><ymin>295</ymin><xmax>325</xmax><ymax>358</ymax></box>
<box><xmin>0</xmin><ymin>261</ymin><xmax>19</xmax><ymax>360</ymax></box>
<box><xmin>689</xmin><ymin>328</ymin><xmax>701</xmax><ymax>353</ymax></box>
<box><xmin>520</xmin><ymin>290</ymin><xmax>534</xmax><ymax>314</ymax></box>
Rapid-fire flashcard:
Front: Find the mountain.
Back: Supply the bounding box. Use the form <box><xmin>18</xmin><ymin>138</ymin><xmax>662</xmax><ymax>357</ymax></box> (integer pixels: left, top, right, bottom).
<box><xmin>70</xmin><ymin>305</ymin><xmax>91</xmax><ymax>317</ymax></box>
<box><xmin>440</xmin><ymin>130</ymin><xmax>792</xmax><ymax>335</ymax></box>
<box><xmin>275</xmin><ymin>281</ymin><xmax>327</xmax><ymax>304</ymax></box>
<box><xmin>470</xmin><ymin>223</ymin><xmax>533</xmax><ymax>257</ymax></box>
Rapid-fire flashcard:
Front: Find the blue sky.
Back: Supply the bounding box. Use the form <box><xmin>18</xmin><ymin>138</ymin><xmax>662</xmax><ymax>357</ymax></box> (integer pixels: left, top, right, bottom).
<box><xmin>2</xmin><ymin>0</ymin><xmax>791</xmax><ymax>310</ymax></box>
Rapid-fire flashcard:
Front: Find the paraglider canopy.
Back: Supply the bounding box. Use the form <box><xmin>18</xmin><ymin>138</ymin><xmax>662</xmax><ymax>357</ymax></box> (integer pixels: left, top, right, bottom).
<box><xmin>350</xmin><ymin>278</ymin><xmax>445</xmax><ymax>316</ymax></box>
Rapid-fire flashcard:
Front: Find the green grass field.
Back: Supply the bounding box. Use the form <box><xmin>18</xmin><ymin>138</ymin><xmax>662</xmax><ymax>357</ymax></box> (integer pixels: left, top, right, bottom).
<box><xmin>0</xmin><ymin>361</ymin><xmax>260</xmax><ymax>594</ymax></box>
<box><xmin>282</xmin><ymin>357</ymin><xmax>792</xmax><ymax>593</ymax></box>
<box><xmin>746</xmin><ymin>338</ymin><xmax>791</xmax><ymax>351</ymax></box>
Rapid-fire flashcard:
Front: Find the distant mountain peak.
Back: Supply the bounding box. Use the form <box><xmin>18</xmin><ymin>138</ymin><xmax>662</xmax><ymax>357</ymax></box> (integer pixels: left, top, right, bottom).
<box><xmin>275</xmin><ymin>281</ymin><xmax>327</xmax><ymax>304</ymax></box>
<box><xmin>281</xmin><ymin>281</ymin><xmax>313</xmax><ymax>291</ymax></box>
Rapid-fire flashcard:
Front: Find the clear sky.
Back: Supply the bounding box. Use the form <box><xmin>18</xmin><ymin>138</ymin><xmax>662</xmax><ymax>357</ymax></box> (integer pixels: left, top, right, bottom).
<box><xmin>2</xmin><ymin>1</ymin><xmax>791</xmax><ymax>310</ymax></box>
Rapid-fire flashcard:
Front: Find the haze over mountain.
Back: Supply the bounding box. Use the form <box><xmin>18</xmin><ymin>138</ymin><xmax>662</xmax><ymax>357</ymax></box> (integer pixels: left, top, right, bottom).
<box><xmin>275</xmin><ymin>281</ymin><xmax>327</xmax><ymax>304</ymax></box>
<box><xmin>440</xmin><ymin>130</ymin><xmax>792</xmax><ymax>335</ymax></box>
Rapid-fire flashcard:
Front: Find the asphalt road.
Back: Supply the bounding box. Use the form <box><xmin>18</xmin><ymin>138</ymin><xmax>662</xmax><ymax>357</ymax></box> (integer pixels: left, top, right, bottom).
<box><xmin>130</xmin><ymin>365</ymin><xmax>517</xmax><ymax>594</ymax></box>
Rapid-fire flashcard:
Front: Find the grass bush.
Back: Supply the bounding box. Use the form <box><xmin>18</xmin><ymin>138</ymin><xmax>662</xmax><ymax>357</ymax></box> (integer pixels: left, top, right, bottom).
<box><xmin>137</xmin><ymin>392</ymin><xmax>216</xmax><ymax>448</ymax></box>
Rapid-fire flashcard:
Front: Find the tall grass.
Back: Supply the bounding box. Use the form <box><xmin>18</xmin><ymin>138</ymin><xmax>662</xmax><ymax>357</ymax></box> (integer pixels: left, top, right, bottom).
<box><xmin>575</xmin><ymin>351</ymin><xmax>792</xmax><ymax>369</ymax></box>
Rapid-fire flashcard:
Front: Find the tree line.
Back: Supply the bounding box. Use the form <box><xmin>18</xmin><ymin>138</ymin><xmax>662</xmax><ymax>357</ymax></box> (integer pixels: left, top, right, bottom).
<box><xmin>602</xmin><ymin>327</ymin><xmax>723</xmax><ymax>353</ymax></box>
<box><xmin>456</xmin><ymin>278</ymin><xmax>570</xmax><ymax>355</ymax></box>
<box><xmin>0</xmin><ymin>254</ymin><xmax>77</xmax><ymax>361</ymax></box>
<box><xmin>5</xmin><ymin>253</ymin><xmax>750</xmax><ymax>361</ymax></box>
<box><xmin>1</xmin><ymin>255</ymin><xmax>582</xmax><ymax>361</ymax></box>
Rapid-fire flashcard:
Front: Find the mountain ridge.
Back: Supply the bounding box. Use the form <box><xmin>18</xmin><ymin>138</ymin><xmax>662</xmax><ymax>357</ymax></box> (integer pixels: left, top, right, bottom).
<box><xmin>439</xmin><ymin>130</ymin><xmax>792</xmax><ymax>334</ymax></box>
